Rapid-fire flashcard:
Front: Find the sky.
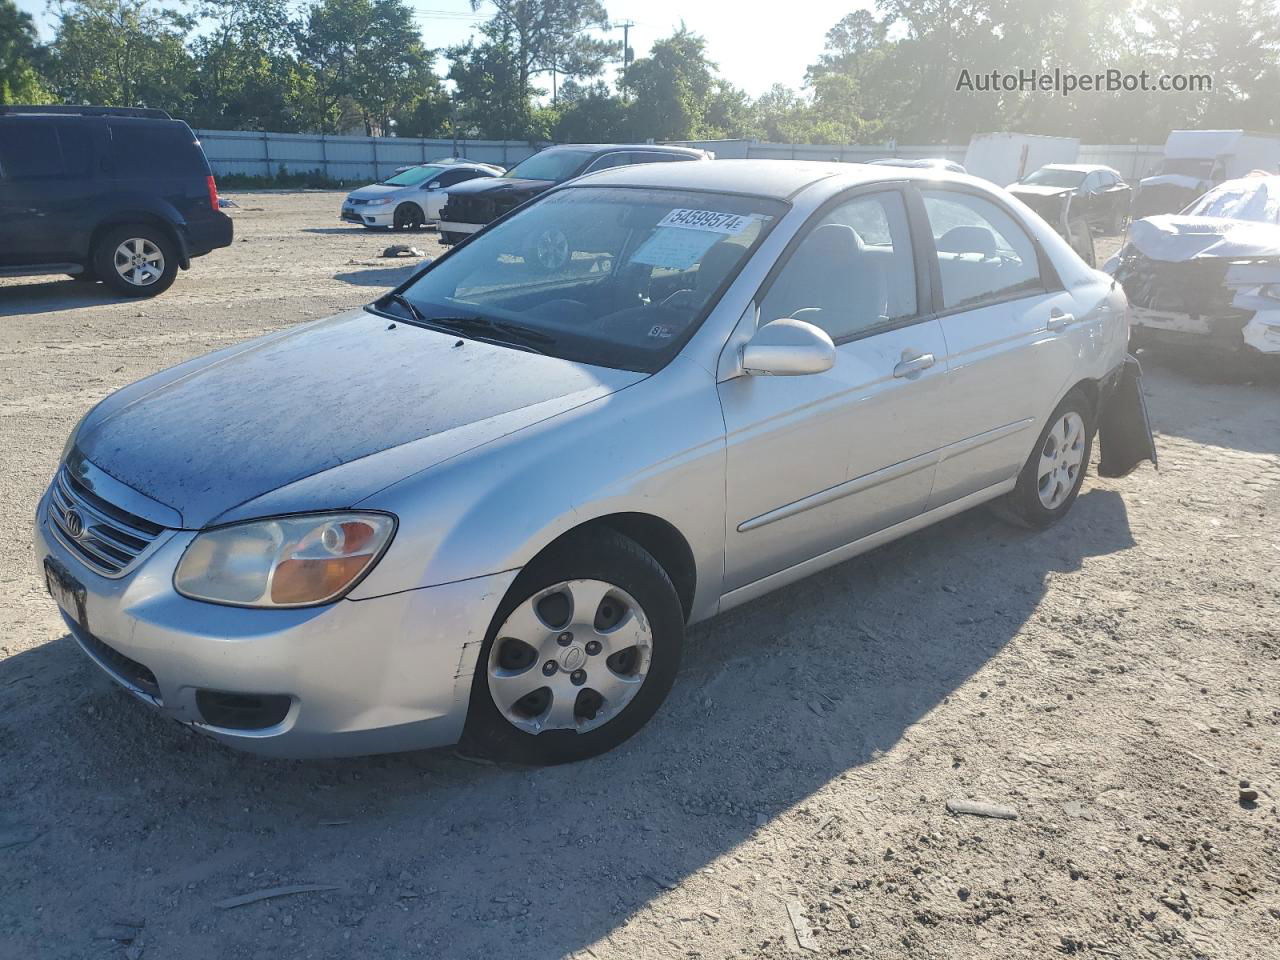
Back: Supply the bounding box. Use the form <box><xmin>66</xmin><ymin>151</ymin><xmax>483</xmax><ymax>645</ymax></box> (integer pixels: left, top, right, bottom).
<box><xmin>15</xmin><ymin>0</ymin><xmax>874</xmax><ymax>98</ymax></box>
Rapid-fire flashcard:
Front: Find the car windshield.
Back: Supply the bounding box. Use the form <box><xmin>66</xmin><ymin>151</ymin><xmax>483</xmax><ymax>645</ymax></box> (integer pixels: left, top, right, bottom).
<box><xmin>385</xmin><ymin>186</ymin><xmax>787</xmax><ymax>372</ymax></box>
<box><xmin>503</xmin><ymin>150</ymin><xmax>595</xmax><ymax>182</ymax></box>
<box><xmin>1182</xmin><ymin>179</ymin><xmax>1280</xmax><ymax>223</ymax></box>
<box><xmin>381</xmin><ymin>165</ymin><xmax>447</xmax><ymax>186</ymax></box>
<box><xmin>1158</xmin><ymin>158</ymin><xmax>1216</xmax><ymax>178</ymax></box>
<box><xmin>1022</xmin><ymin>168</ymin><xmax>1086</xmax><ymax>188</ymax></box>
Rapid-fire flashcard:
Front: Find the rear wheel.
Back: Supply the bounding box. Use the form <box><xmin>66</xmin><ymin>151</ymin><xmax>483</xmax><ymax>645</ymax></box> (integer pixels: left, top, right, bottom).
<box><xmin>93</xmin><ymin>225</ymin><xmax>178</xmax><ymax>297</ymax></box>
<box><xmin>461</xmin><ymin>530</ymin><xmax>684</xmax><ymax>765</ymax></box>
<box><xmin>995</xmin><ymin>390</ymin><xmax>1094</xmax><ymax>529</ymax></box>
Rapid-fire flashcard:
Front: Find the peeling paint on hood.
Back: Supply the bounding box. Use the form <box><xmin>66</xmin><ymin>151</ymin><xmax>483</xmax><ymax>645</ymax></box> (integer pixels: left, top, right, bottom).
<box><xmin>74</xmin><ymin>310</ymin><xmax>645</xmax><ymax>527</ymax></box>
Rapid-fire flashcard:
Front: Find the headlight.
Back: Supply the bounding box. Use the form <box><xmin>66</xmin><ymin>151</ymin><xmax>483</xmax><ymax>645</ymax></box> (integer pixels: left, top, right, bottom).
<box><xmin>175</xmin><ymin>513</ymin><xmax>396</xmax><ymax>608</ymax></box>
<box><xmin>366</xmin><ymin>198</ymin><xmax>392</xmax><ymax>206</ymax></box>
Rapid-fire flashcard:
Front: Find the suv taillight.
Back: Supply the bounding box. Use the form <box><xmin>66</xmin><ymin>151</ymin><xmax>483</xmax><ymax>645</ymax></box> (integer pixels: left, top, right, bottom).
<box><xmin>206</xmin><ymin>175</ymin><xmax>220</xmax><ymax>212</ymax></box>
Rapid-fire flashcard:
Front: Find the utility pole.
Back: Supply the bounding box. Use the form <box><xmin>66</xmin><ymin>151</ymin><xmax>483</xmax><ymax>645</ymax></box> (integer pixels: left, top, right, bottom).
<box><xmin>616</xmin><ymin>20</ymin><xmax>636</xmax><ymax>99</ymax></box>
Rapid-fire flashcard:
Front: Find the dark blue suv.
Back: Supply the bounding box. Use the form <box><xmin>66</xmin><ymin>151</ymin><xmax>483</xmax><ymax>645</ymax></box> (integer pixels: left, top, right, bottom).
<box><xmin>0</xmin><ymin>106</ymin><xmax>233</xmax><ymax>297</ymax></box>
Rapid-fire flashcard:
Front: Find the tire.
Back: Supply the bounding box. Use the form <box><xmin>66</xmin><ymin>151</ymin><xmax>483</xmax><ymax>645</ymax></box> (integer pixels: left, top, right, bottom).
<box><xmin>393</xmin><ymin>202</ymin><xmax>425</xmax><ymax>231</ymax></box>
<box><xmin>996</xmin><ymin>389</ymin><xmax>1095</xmax><ymax>530</ymax></box>
<box><xmin>461</xmin><ymin>529</ymin><xmax>685</xmax><ymax>765</ymax></box>
<box><xmin>93</xmin><ymin>224</ymin><xmax>178</xmax><ymax>297</ymax></box>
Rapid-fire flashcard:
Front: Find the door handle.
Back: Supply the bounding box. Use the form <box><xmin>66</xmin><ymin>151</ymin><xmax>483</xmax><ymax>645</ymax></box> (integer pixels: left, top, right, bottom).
<box><xmin>893</xmin><ymin>352</ymin><xmax>935</xmax><ymax>378</ymax></box>
<box><xmin>1047</xmin><ymin>308</ymin><xmax>1076</xmax><ymax>331</ymax></box>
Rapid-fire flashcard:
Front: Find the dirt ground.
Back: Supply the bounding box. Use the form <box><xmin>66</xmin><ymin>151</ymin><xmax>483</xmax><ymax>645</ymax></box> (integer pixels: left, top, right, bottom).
<box><xmin>1</xmin><ymin>192</ymin><xmax>1277</xmax><ymax>960</ymax></box>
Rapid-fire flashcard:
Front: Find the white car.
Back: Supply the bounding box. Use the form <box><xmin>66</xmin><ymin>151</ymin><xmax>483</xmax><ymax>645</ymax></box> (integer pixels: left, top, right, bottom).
<box><xmin>340</xmin><ymin>160</ymin><xmax>502</xmax><ymax>230</ymax></box>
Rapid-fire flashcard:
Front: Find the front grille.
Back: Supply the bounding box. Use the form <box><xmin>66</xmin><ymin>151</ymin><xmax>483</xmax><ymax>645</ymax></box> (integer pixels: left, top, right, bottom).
<box><xmin>76</xmin><ymin>627</ymin><xmax>162</xmax><ymax>700</ymax></box>
<box><xmin>48</xmin><ymin>466</ymin><xmax>164</xmax><ymax>577</ymax></box>
<box><xmin>442</xmin><ymin>195</ymin><xmax>495</xmax><ymax>225</ymax></box>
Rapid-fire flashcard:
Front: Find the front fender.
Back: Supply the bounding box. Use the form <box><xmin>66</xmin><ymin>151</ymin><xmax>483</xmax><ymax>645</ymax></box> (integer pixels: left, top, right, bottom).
<box><xmin>348</xmin><ymin>358</ymin><xmax>728</xmax><ymax>622</ymax></box>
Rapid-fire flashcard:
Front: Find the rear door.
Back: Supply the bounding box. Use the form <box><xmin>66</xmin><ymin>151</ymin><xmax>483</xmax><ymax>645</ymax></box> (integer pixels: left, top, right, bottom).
<box><xmin>106</xmin><ymin>119</ymin><xmax>211</xmax><ymax>228</ymax></box>
<box><xmin>718</xmin><ymin>187</ymin><xmax>949</xmax><ymax>593</ymax></box>
<box><xmin>915</xmin><ymin>186</ymin><xmax>1083</xmax><ymax>508</ymax></box>
<box><xmin>0</xmin><ymin>117</ymin><xmax>98</xmax><ymax>264</ymax></box>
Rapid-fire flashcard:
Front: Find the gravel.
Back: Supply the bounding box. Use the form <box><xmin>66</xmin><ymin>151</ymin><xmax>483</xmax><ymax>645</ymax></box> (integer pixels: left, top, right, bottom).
<box><xmin>1</xmin><ymin>193</ymin><xmax>1278</xmax><ymax>958</ymax></box>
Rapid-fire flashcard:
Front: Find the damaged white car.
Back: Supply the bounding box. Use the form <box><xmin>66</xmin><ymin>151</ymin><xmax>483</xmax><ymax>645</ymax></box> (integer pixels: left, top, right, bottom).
<box><xmin>1109</xmin><ymin>175</ymin><xmax>1280</xmax><ymax>363</ymax></box>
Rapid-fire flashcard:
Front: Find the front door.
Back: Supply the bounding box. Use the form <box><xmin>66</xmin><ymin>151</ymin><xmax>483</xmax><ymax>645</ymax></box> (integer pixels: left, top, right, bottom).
<box><xmin>718</xmin><ymin>188</ymin><xmax>950</xmax><ymax>593</ymax></box>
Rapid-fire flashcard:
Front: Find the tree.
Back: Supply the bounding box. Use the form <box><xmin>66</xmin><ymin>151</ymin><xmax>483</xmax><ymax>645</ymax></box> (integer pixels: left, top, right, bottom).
<box><xmin>467</xmin><ymin>0</ymin><xmax>618</xmax><ymax>106</ymax></box>
<box><xmin>188</xmin><ymin>0</ymin><xmax>304</xmax><ymax>129</ymax></box>
<box><xmin>295</xmin><ymin>0</ymin><xmax>441</xmax><ymax>134</ymax></box>
<box><xmin>48</xmin><ymin>0</ymin><xmax>196</xmax><ymax>112</ymax></box>
<box><xmin>552</xmin><ymin>80</ymin><xmax>627</xmax><ymax>141</ymax></box>
<box><xmin>0</xmin><ymin>0</ymin><xmax>54</xmax><ymax>103</ymax></box>
<box><xmin>623</xmin><ymin>26</ymin><xmax>718</xmax><ymax>141</ymax></box>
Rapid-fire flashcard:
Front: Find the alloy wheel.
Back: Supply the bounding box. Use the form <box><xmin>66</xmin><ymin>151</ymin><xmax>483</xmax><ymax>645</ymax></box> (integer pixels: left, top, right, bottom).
<box><xmin>113</xmin><ymin>238</ymin><xmax>164</xmax><ymax>287</ymax></box>
<box><xmin>1037</xmin><ymin>411</ymin><xmax>1086</xmax><ymax>510</ymax></box>
<box><xmin>487</xmin><ymin>579</ymin><xmax>653</xmax><ymax>735</ymax></box>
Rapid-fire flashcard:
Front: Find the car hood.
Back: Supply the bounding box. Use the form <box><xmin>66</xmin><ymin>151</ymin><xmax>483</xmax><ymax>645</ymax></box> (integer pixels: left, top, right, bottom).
<box><xmin>74</xmin><ymin>310</ymin><xmax>645</xmax><ymax>528</ymax></box>
<box><xmin>347</xmin><ymin>183</ymin><xmax>407</xmax><ymax>201</ymax></box>
<box><xmin>1007</xmin><ymin>184</ymin><xmax>1074</xmax><ymax>198</ymax></box>
<box><xmin>1127</xmin><ymin>214</ymin><xmax>1280</xmax><ymax>262</ymax></box>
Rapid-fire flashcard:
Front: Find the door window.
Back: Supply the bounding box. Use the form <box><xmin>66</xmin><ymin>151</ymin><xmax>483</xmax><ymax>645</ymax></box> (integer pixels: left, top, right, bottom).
<box><xmin>0</xmin><ymin>121</ymin><xmax>65</xmax><ymax>180</ymax></box>
<box><xmin>584</xmin><ymin>152</ymin><xmax>635</xmax><ymax>174</ymax></box>
<box><xmin>436</xmin><ymin>168</ymin><xmax>481</xmax><ymax>187</ymax></box>
<box><xmin>759</xmin><ymin>190</ymin><xmax>918</xmax><ymax>342</ymax></box>
<box><xmin>921</xmin><ymin>190</ymin><xmax>1044</xmax><ymax>310</ymax></box>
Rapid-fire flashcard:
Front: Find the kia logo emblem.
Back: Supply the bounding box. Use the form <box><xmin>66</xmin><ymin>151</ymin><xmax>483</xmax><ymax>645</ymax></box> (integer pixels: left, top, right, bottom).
<box><xmin>64</xmin><ymin>509</ymin><xmax>86</xmax><ymax>539</ymax></box>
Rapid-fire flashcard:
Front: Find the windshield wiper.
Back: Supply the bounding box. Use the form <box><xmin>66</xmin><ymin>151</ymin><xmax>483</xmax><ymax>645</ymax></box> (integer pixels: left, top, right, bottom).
<box><xmin>427</xmin><ymin>315</ymin><xmax>557</xmax><ymax>348</ymax></box>
<box><xmin>384</xmin><ymin>292</ymin><xmax>427</xmax><ymax>326</ymax></box>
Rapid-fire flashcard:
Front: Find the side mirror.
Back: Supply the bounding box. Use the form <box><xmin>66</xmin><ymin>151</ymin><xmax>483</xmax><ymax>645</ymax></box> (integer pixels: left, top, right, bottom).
<box><xmin>427</xmin><ymin>181</ymin><xmax>441</xmax><ymax>189</ymax></box>
<box><xmin>742</xmin><ymin>318</ymin><xmax>835</xmax><ymax>376</ymax></box>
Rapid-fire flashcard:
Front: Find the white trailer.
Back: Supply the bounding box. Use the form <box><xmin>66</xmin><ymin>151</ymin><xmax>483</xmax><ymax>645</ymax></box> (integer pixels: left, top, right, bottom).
<box><xmin>963</xmin><ymin>133</ymin><xmax>1080</xmax><ymax>186</ymax></box>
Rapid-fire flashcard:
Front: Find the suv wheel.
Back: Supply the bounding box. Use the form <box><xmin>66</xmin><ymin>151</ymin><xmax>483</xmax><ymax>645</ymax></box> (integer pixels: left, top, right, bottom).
<box><xmin>94</xmin><ymin>225</ymin><xmax>178</xmax><ymax>297</ymax></box>
<box><xmin>461</xmin><ymin>530</ymin><xmax>684</xmax><ymax>765</ymax></box>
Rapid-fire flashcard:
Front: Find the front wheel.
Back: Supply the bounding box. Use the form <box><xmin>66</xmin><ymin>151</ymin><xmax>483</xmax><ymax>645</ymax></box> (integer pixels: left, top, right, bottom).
<box><xmin>393</xmin><ymin>203</ymin><xmax>425</xmax><ymax>231</ymax></box>
<box><xmin>995</xmin><ymin>390</ymin><xmax>1094</xmax><ymax>529</ymax></box>
<box><xmin>461</xmin><ymin>530</ymin><xmax>684</xmax><ymax>765</ymax></box>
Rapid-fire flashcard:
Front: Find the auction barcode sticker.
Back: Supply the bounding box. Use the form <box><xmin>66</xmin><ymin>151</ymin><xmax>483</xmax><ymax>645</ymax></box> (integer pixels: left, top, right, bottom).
<box><xmin>657</xmin><ymin>209</ymin><xmax>755</xmax><ymax>234</ymax></box>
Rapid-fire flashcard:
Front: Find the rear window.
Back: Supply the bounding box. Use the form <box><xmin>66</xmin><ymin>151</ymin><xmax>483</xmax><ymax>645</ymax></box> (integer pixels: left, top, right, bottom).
<box><xmin>109</xmin><ymin>122</ymin><xmax>208</xmax><ymax>179</ymax></box>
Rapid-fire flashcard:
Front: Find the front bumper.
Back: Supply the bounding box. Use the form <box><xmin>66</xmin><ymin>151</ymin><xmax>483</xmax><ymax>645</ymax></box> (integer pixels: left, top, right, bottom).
<box><xmin>437</xmin><ymin>220</ymin><xmax>482</xmax><ymax>241</ymax></box>
<box><xmin>34</xmin><ymin>490</ymin><xmax>516</xmax><ymax>758</ymax></box>
<box><xmin>341</xmin><ymin>204</ymin><xmax>395</xmax><ymax>228</ymax></box>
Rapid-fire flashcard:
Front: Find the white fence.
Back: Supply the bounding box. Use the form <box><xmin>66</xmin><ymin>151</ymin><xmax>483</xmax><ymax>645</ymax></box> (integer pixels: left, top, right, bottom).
<box><xmin>194</xmin><ymin>129</ymin><xmax>549</xmax><ymax>181</ymax></box>
<box><xmin>194</xmin><ymin>129</ymin><xmax>1166</xmax><ymax>184</ymax></box>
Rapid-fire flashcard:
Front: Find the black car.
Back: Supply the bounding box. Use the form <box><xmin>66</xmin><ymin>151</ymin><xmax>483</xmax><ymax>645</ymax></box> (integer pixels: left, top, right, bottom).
<box><xmin>437</xmin><ymin>143</ymin><xmax>710</xmax><ymax>244</ymax></box>
<box><xmin>1007</xmin><ymin>164</ymin><xmax>1132</xmax><ymax>236</ymax></box>
<box><xmin>0</xmin><ymin>106</ymin><xmax>232</xmax><ymax>297</ymax></box>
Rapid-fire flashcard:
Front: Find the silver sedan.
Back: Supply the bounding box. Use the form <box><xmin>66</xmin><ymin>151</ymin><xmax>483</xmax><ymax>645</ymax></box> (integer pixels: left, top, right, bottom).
<box><xmin>36</xmin><ymin>160</ymin><xmax>1156</xmax><ymax>763</ymax></box>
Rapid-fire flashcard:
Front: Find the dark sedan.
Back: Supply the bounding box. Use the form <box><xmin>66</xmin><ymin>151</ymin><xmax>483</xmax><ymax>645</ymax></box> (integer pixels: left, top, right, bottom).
<box><xmin>437</xmin><ymin>143</ymin><xmax>710</xmax><ymax>245</ymax></box>
<box><xmin>1008</xmin><ymin>164</ymin><xmax>1132</xmax><ymax>236</ymax></box>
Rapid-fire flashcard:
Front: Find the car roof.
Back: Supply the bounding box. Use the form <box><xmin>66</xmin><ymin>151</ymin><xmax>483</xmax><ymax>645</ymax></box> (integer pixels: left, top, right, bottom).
<box><xmin>568</xmin><ymin>158</ymin><xmax>982</xmax><ymax>200</ymax></box>
<box><xmin>538</xmin><ymin>143</ymin><xmax>707</xmax><ymax>158</ymax></box>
